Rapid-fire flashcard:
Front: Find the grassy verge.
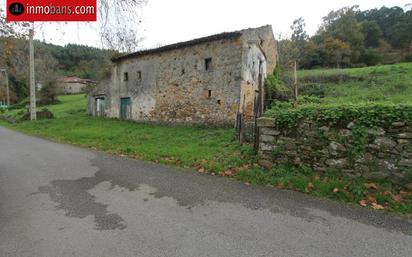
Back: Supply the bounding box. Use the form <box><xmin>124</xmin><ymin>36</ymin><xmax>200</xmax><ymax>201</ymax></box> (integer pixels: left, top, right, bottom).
<box><xmin>1</xmin><ymin>94</ymin><xmax>411</xmax><ymax>216</ymax></box>
<box><xmin>0</xmin><ymin>95</ymin><xmax>256</xmax><ymax>173</ymax></box>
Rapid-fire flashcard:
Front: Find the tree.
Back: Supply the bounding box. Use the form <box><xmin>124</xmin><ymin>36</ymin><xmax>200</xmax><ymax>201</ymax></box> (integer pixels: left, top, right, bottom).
<box><xmin>290</xmin><ymin>17</ymin><xmax>308</xmax><ymax>63</ymax></box>
<box><xmin>98</xmin><ymin>0</ymin><xmax>148</xmax><ymax>52</ymax></box>
<box><xmin>324</xmin><ymin>37</ymin><xmax>351</xmax><ymax>68</ymax></box>
<box><xmin>0</xmin><ymin>7</ymin><xmax>13</xmax><ymax>37</ymax></box>
<box><xmin>361</xmin><ymin>20</ymin><xmax>382</xmax><ymax>48</ymax></box>
<box><xmin>320</xmin><ymin>6</ymin><xmax>365</xmax><ymax>64</ymax></box>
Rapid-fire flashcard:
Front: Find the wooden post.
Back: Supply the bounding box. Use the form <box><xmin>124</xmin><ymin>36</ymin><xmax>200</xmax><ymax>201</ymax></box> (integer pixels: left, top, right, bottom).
<box><xmin>239</xmin><ymin>94</ymin><xmax>246</xmax><ymax>145</ymax></box>
<box><xmin>5</xmin><ymin>70</ymin><xmax>9</xmax><ymax>106</ymax></box>
<box><xmin>0</xmin><ymin>69</ymin><xmax>9</xmax><ymax>106</ymax></box>
<box><xmin>29</xmin><ymin>25</ymin><xmax>37</xmax><ymax>120</ymax></box>
<box><xmin>293</xmin><ymin>60</ymin><xmax>298</xmax><ymax>107</ymax></box>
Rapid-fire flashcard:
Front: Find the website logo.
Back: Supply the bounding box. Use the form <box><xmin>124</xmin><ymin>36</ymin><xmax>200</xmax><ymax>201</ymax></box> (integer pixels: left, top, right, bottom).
<box><xmin>6</xmin><ymin>0</ymin><xmax>97</xmax><ymax>22</ymax></box>
<box><xmin>8</xmin><ymin>2</ymin><xmax>25</xmax><ymax>16</ymax></box>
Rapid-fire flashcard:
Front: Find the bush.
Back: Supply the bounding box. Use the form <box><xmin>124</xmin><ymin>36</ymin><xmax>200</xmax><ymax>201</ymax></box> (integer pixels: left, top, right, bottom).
<box><xmin>39</xmin><ymin>80</ymin><xmax>58</xmax><ymax>105</ymax></box>
<box><xmin>297</xmin><ymin>95</ymin><xmax>323</xmax><ymax>104</ymax></box>
<box><xmin>7</xmin><ymin>98</ymin><xmax>29</xmax><ymax>110</ymax></box>
<box><xmin>299</xmin><ymin>84</ymin><xmax>326</xmax><ymax>97</ymax></box>
<box><xmin>265</xmin><ymin>74</ymin><xmax>291</xmax><ymax>101</ymax></box>
<box><xmin>360</xmin><ymin>48</ymin><xmax>383</xmax><ymax>66</ymax></box>
<box><xmin>265</xmin><ymin>103</ymin><xmax>412</xmax><ymax>128</ymax></box>
<box><xmin>351</xmin><ymin>63</ymin><xmax>367</xmax><ymax>68</ymax></box>
<box><xmin>403</xmin><ymin>53</ymin><xmax>412</xmax><ymax>63</ymax></box>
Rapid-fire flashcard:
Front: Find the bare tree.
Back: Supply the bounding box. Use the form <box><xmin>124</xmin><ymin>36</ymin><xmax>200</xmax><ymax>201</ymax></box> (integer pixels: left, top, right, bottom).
<box><xmin>99</xmin><ymin>0</ymin><xmax>147</xmax><ymax>52</ymax></box>
<box><xmin>0</xmin><ymin>7</ymin><xmax>30</xmax><ymax>38</ymax></box>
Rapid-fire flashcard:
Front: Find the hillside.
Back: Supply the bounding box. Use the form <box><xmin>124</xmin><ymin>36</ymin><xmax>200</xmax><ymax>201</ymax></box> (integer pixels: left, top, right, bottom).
<box><xmin>0</xmin><ymin>37</ymin><xmax>116</xmax><ymax>101</ymax></box>
<box><xmin>298</xmin><ymin>63</ymin><xmax>412</xmax><ymax>104</ymax></box>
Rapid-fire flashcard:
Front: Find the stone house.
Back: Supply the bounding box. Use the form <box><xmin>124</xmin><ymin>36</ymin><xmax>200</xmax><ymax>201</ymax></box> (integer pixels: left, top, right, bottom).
<box><xmin>87</xmin><ymin>25</ymin><xmax>277</xmax><ymax>126</ymax></box>
<box><xmin>57</xmin><ymin>77</ymin><xmax>96</xmax><ymax>94</ymax></box>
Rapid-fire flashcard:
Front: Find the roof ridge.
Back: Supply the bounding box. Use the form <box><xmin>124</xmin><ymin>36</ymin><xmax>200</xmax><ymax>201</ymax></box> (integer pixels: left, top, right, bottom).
<box><xmin>111</xmin><ymin>25</ymin><xmax>271</xmax><ymax>62</ymax></box>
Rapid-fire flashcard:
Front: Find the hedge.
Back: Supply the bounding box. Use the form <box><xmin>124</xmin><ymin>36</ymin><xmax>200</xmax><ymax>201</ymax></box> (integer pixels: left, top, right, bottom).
<box><xmin>265</xmin><ymin>102</ymin><xmax>412</xmax><ymax>128</ymax></box>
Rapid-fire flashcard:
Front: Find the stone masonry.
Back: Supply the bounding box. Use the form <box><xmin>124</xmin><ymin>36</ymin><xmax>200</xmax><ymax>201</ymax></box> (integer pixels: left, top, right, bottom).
<box><xmin>87</xmin><ymin>25</ymin><xmax>277</xmax><ymax>127</ymax></box>
<box><xmin>257</xmin><ymin>117</ymin><xmax>412</xmax><ymax>185</ymax></box>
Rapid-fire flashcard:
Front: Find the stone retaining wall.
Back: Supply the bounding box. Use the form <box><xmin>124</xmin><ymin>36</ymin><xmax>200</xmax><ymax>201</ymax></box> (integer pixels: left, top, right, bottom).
<box><xmin>257</xmin><ymin>117</ymin><xmax>412</xmax><ymax>185</ymax></box>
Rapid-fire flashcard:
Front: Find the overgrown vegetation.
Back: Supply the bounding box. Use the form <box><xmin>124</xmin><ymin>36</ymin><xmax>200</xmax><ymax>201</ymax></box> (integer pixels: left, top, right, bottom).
<box><xmin>266</xmin><ymin>63</ymin><xmax>412</xmax><ymax>105</ymax></box>
<box><xmin>0</xmin><ymin>94</ymin><xmax>411</xmax><ymax>216</ymax></box>
<box><xmin>265</xmin><ymin>102</ymin><xmax>412</xmax><ymax>128</ymax></box>
<box><xmin>261</xmin><ymin>62</ymin><xmax>412</xmax><ymax>215</ymax></box>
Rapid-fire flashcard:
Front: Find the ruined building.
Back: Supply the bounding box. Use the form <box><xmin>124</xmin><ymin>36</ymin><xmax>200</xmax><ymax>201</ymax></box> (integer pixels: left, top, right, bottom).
<box><xmin>87</xmin><ymin>25</ymin><xmax>277</xmax><ymax>126</ymax></box>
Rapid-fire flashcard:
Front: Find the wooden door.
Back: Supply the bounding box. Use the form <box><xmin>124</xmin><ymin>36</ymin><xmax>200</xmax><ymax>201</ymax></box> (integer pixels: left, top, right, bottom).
<box><xmin>120</xmin><ymin>97</ymin><xmax>131</xmax><ymax>119</ymax></box>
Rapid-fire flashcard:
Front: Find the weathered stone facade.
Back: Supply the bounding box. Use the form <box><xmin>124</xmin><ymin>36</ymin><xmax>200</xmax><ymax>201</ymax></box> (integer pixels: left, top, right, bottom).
<box><xmin>87</xmin><ymin>25</ymin><xmax>277</xmax><ymax>126</ymax></box>
<box><xmin>257</xmin><ymin>118</ymin><xmax>412</xmax><ymax>185</ymax></box>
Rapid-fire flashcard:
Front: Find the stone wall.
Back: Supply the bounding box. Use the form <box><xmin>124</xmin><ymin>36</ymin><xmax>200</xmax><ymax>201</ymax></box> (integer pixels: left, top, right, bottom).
<box><xmin>113</xmin><ymin>37</ymin><xmax>243</xmax><ymax>126</ymax></box>
<box><xmin>57</xmin><ymin>82</ymin><xmax>86</xmax><ymax>94</ymax></box>
<box><xmin>257</xmin><ymin>117</ymin><xmax>412</xmax><ymax>185</ymax></box>
<box><xmin>87</xmin><ymin>25</ymin><xmax>277</xmax><ymax>127</ymax></box>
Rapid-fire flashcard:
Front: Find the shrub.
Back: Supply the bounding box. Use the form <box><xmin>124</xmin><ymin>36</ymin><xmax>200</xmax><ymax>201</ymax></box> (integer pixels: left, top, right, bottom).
<box><xmin>297</xmin><ymin>95</ymin><xmax>323</xmax><ymax>104</ymax></box>
<box><xmin>403</xmin><ymin>53</ymin><xmax>412</xmax><ymax>63</ymax></box>
<box><xmin>265</xmin><ymin>74</ymin><xmax>291</xmax><ymax>101</ymax></box>
<box><xmin>351</xmin><ymin>63</ymin><xmax>367</xmax><ymax>68</ymax></box>
<box><xmin>360</xmin><ymin>48</ymin><xmax>383</xmax><ymax>66</ymax></box>
<box><xmin>265</xmin><ymin>103</ymin><xmax>412</xmax><ymax>129</ymax></box>
<box><xmin>299</xmin><ymin>84</ymin><xmax>326</xmax><ymax>98</ymax></box>
<box><xmin>39</xmin><ymin>80</ymin><xmax>59</xmax><ymax>105</ymax></box>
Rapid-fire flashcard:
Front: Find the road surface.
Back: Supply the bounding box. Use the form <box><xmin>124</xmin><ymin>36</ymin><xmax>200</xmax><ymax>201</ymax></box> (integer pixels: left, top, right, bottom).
<box><xmin>0</xmin><ymin>126</ymin><xmax>411</xmax><ymax>257</ymax></box>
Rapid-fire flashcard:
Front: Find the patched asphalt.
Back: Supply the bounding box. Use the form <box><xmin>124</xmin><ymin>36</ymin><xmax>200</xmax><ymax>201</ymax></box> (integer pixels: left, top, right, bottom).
<box><xmin>0</xmin><ymin>126</ymin><xmax>411</xmax><ymax>257</ymax></box>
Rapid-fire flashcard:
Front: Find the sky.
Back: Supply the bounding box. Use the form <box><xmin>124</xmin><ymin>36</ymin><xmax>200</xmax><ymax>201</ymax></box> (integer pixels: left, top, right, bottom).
<box><xmin>1</xmin><ymin>0</ymin><xmax>411</xmax><ymax>50</ymax></box>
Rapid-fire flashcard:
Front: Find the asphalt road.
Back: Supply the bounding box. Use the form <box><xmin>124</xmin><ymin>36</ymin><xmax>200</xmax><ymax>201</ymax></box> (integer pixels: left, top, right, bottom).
<box><xmin>0</xmin><ymin>126</ymin><xmax>411</xmax><ymax>257</ymax></box>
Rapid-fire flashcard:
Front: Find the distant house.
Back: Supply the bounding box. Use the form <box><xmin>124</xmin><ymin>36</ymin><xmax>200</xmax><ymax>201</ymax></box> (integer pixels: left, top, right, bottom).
<box><xmin>56</xmin><ymin>77</ymin><xmax>96</xmax><ymax>94</ymax></box>
<box><xmin>87</xmin><ymin>25</ymin><xmax>277</xmax><ymax>126</ymax></box>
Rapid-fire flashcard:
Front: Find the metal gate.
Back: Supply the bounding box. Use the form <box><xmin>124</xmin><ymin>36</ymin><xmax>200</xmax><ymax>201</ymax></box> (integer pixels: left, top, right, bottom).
<box><xmin>236</xmin><ymin>62</ymin><xmax>264</xmax><ymax>150</ymax></box>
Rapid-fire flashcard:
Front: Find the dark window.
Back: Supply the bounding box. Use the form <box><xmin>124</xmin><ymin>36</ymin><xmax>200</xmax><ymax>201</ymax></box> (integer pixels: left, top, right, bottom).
<box><xmin>208</xmin><ymin>90</ymin><xmax>212</xmax><ymax>98</ymax></box>
<box><xmin>217</xmin><ymin>99</ymin><xmax>221</xmax><ymax>105</ymax></box>
<box><xmin>205</xmin><ymin>58</ymin><xmax>212</xmax><ymax>71</ymax></box>
<box><xmin>137</xmin><ymin>71</ymin><xmax>141</xmax><ymax>79</ymax></box>
<box><xmin>124</xmin><ymin>72</ymin><xmax>128</xmax><ymax>81</ymax></box>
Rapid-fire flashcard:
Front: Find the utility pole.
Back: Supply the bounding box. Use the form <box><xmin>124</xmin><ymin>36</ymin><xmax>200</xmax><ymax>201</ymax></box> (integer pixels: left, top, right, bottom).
<box><xmin>0</xmin><ymin>69</ymin><xmax>9</xmax><ymax>106</ymax></box>
<box><xmin>29</xmin><ymin>23</ymin><xmax>36</xmax><ymax>120</ymax></box>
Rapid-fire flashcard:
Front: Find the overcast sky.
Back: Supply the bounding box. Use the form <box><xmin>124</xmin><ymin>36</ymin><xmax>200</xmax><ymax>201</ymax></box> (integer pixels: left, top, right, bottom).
<box><xmin>2</xmin><ymin>0</ymin><xmax>411</xmax><ymax>50</ymax></box>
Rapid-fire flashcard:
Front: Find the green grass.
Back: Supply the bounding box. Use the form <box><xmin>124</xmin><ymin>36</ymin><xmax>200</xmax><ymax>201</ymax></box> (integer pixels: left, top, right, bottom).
<box><xmin>297</xmin><ymin>63</ymin><xmax>412</xmax><ymax>104</ymax></box>
<box><xmin>1</xmin><ymin>94</ymin><xmax>411</xmax><ymax>216</ymax></box>
<box><xmin>0</xmin><ymin>94</ymin><xmax>256</xmax><ymax>173</ymax></box>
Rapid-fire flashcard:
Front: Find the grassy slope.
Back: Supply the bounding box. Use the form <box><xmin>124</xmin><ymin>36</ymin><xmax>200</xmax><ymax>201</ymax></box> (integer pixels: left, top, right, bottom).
<box><xmin>298</xmin><ymin>63</ymin><xmax>412</xmax><ymax>104</ymax></box>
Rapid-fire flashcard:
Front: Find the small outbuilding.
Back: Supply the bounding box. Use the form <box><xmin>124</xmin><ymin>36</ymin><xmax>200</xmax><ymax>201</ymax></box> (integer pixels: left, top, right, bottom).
<box><xmin>57</xmin><ymin>77</ymin><xmax>96</xmax><ymax>95</ymax></box>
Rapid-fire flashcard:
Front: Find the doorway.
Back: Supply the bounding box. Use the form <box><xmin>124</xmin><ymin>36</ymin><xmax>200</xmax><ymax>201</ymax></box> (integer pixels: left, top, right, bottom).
<box><xmin>95</xmin><ymin>96</ymin><xmax>105</xmax><ymax>117</ymax></box>
<box><xmin>120</xmin><ymin>97</ymin><xmax>131</xmax><ymax>119</ymax></box>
